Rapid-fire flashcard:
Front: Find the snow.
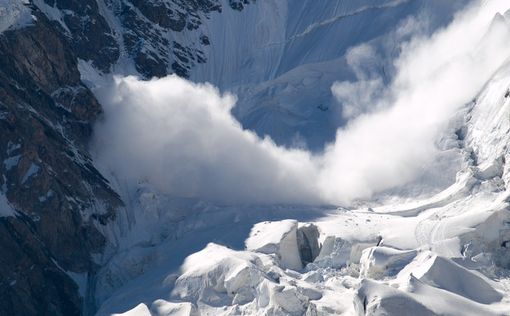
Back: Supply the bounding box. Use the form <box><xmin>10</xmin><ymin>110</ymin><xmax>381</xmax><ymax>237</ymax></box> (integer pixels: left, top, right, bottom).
<box><xmin>3</xmin><ymin>154</ymin><xmax>20</xmax><ymax>170</ymax></box>
<box><xmin>111</xmin><ymin>303</ymin><xmax>151</xmax><ymax>316</ymax></box>
<box><xmin>0</xmin><ymin>192</ymin><xmax>15</xmax><ymax>217</ymax></box>
<box><xmin>21</xmin><ymin>163</ymin><xmax>39</xmax><ymax>184</ymax></box>
<box><xmin>0</xmin><ymin>0</ymin><xmax>33</xmax><ymax>33</ymax></box>
<box><xmin>150</xmin><ymin>300</ymin><xmax>197</xmax><ymax>316</ymax></box>
<box><xmin>191</xmin><ymin>0</ymin><xmax>469</xmax><ymax>150</ymax></box>
<box><xmin>245</xmin><ymin>220</ymin><xmax>303</xmax><ymax>270</ymax></box>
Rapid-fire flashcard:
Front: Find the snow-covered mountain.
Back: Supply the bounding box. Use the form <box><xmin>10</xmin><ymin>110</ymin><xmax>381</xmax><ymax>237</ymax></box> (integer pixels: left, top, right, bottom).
<box><xmin>2</xmin><ymin>0</ymin><xmax>510</xmax><ymax>315</ymax></box>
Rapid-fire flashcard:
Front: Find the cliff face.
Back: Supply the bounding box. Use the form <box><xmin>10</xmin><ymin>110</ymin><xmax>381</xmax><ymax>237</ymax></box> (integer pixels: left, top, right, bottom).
<box><xmin>34</xmin><ymin>0</ymin><xmax>225</xmax><ymax>78</ymax></box>
<box><xmin>0</xmin><ymin>8</ymin><xmax>122</xmax><ymax>316</ymax></box>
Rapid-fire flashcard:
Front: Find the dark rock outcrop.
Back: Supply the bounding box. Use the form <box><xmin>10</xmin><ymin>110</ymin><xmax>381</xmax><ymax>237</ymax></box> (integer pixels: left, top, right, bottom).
<box><xmin>0</xmin><ymin>10</ymin><xmax>122</xmax><ymax>316</ymax></box>
<box><xmin>42</xmin><ymin>0</ymin><xmax>120</xmax><ymax>72</ymax></box>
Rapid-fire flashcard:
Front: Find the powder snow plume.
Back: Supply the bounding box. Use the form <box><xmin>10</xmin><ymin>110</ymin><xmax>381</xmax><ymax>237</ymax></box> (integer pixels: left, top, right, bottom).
<box><xmin>93</xmin><ymin>0</ymin><xmax>510</xmax><ymax>206</ymax></box>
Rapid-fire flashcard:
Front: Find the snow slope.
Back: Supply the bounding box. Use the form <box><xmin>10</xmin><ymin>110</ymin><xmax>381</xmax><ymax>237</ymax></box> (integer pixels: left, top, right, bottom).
<box><xmin>193</xmin><ymin>0</ymin><xmax>469</xmax><ymax>150</ymax></box>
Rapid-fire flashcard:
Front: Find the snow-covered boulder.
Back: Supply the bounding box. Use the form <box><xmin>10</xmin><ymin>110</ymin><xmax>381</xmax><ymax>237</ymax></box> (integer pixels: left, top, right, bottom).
<box><xmin>246</xmin><ymin>220</ymin><xmax>303</xmax><ymax>270</ymax></box>
<box><xmin>0</xmin><ymin>0</ymin><xmax>32</xmax><ymax>33</ymax></box>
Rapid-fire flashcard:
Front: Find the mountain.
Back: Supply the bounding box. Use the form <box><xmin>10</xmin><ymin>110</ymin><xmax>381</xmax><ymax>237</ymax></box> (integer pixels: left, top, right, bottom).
<box><xmin>2</xmin><ymin>0</ymin><xmax>510</xmax><ymax>316</ymax></box>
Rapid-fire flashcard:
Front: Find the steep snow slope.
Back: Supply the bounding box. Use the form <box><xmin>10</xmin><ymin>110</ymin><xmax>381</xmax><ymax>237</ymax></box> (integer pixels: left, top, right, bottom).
<box><xmin>193</xmin><ymin>0</ymin><xmax>469</xmax><ymax>149</ymax></box>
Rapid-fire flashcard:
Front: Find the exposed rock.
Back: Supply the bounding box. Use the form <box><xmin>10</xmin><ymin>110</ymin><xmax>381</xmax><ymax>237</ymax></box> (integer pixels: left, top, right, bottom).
<box><xmin>42</xmin><ymin>0</ymin><xmax>120</xmax><ymax>72</ymax></box>
<box><xmin>0</xmin><ymin>9</ymin><xmax>122</xmax><ymax>315</ymax></box>
<box><xmin>229</xmin><ymin>0</ymin><xmax>254</xmax><ymax>11</ymax></box>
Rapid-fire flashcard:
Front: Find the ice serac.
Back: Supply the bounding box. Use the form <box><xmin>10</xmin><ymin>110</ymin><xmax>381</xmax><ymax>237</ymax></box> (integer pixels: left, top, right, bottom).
<box><xmin>246</xmin><ymin>220</ymin><xmax>303</xmax><ymax>271</ymax></box>
<box><xmin>359</xmin><ymin>246</ymin><xmax>417</xmax><ymax>279</ymax></box>
<box><xmin>296</xmin><ymin>223</ymin><xmax>320</xmax><ymax>265</ymax></box>
<box><xmin>170</xmin><ymin>243</ymin><xmax>313</xmax><ymax>315</ymax></box>
<box><xmin>411</xmin><ymin>254</ymin><xmax>503</xmax><ymax>304</ymax></box>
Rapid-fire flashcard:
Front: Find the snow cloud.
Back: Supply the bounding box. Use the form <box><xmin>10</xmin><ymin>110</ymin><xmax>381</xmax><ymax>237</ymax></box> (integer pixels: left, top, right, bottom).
<box><xmin>93</xmin><ymin>0</ymin><xmax>510</xmax><ymax>206</ymax></box>
<box><xmin>93</xmin><ymin>76</ymin><xmax>320</xmax><ymax>204</ymax></box>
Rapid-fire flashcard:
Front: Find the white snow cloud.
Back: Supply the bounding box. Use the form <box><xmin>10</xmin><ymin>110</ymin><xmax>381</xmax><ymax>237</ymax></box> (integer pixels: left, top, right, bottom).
<box><xmin>320</xmin><ymin>1</ymin><xmax>510</xmax><ymax>203</ymax></box>
<box><xmin>93</xmin><ymin>1</ymin><xmax>510</xmax><ymax>206</ymax></box>
<box><xmin>93</xmin><ymin>76</ymin><xmax>321</xmax><ymax>204</ymax></box>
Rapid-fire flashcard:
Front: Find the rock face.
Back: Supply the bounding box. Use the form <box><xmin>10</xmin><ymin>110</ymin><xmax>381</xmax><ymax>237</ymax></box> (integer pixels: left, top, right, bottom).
<box><xmin>0</xmin><ymin>8</ymin><xmax>122</xmax><ymax>316</ymax></box>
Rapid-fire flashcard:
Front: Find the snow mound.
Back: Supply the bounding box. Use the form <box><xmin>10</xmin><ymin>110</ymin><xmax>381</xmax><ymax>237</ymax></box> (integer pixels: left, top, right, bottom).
<box><xmin>404</xmin><ymin>274</ymin><xmax>502</xmax><ymax>316</ymax></box>
<box><xmin>150</xmin><ymin>300</ymin><xmax>198</xmax><ymax>316</ymax></box>
<box><xmin>112</xmin><ymin>303</ymin><xmax>151</xmax><ymax>316</ymax></box>
<box><xmin>356</xmin><ymin>279</ymin><xmax>436</xmax><ymax>316</ymax></box>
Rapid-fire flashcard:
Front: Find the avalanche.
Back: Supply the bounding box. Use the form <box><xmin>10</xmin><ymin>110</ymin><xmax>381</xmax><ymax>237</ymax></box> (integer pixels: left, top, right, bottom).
<box><xmin>87</xmin><ymin>1</ymin><xmax>510</xmax><ymax>316</ymax></box>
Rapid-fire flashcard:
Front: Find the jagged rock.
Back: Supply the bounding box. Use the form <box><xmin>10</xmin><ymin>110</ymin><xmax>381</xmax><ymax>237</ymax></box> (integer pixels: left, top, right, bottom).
<box><xmin>0</xmin><ymin>9</ymin><xmax>122</xmax><ymax>315</ymax></box>
<box><xmin>42</xmin><ymin>0</ymin><xmax>120</xmax><ymax>72</ymax></box>
<box><xmin>229</xmin><ymin>0</ymin><xmax>253</xmax><ymax>11</ymax></box>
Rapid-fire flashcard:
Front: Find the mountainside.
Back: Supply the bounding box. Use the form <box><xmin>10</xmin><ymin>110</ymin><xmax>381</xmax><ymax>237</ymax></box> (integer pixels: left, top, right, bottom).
<box><xmin>2</xmin><ymin>0</ymin><xmax>510</xmax><ymax>316</ymax></box>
